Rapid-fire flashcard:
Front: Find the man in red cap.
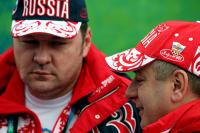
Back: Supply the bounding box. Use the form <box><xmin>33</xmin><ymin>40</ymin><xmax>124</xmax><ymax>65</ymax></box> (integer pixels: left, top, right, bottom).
<box><xmin>0</xmin><ymin>0</ymin><xmax>141</xmax><ymax>132</ymax></box>
<box><xmin>106</xmin><ymin>20</ymin><xmax>200</xmax><ymax>132</ymax></box>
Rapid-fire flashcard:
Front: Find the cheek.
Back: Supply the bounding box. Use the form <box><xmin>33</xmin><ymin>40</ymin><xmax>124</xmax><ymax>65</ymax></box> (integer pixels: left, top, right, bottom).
<box><xmin>139</xmin><ymin>83</ymin><xmax>160</xmax><ymax>110</ymax></box>
<box><xmin>54</xmin><ymin>57</ymin><xmax>83</xmax><ymax>88</ymax></box>
<box><xmin>14</xmin><ymin>47</ymin><xmax>33</xmax><ymax>77</ymax></box>
<box><xmin>54</xmin><ymin>54</ymin><xmax>83</xmax><ymax>76</ymax></box>
<box><xmin>140</xmin><ymin>95</ymin><xmax>160</xmax><ymax>126</ymax></box>
<box><xmin>141</xmin><ymin>88</ymin><xmax>168</xmax><ymax>125</ymax></box>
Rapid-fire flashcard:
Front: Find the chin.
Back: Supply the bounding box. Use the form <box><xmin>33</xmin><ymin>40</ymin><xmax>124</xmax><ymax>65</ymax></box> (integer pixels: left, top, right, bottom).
<box><xmin>140</xmin><ymin>121</ymin><xmax>145</xmax><ymax>128</ymax></box>
<box><xmin>140</xmin><ymin>117</ymin><xmax>149</xmax><ymax>128</ymax></box>
<box><xmin>28</xmin><ymin>81</ymin><xmax>55</xmax><ymax>92</ymax></box>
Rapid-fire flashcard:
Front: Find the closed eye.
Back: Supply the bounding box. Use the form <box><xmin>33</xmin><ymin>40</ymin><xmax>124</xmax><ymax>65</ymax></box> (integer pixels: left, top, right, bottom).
<box><xmin>50</xmin><ymin>41</ymin><xmax>67</xmax><ymax>45</ymax></box>
<box><xmin>22</xmin><ymin>40</ymin><xmax>39</xmax><ymax>44</ymax></box>
<box><xmin>133</xmin><ymin>75</ymin><xmax>145</xmax><ymax>86</ymax></box>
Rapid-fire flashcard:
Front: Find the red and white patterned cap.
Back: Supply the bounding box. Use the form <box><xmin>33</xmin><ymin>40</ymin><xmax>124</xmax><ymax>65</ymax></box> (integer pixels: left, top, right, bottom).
<box><xmin>12</xmin><ymin>20</ymin><xmax>81</xmax><ymax>38</ymax></box>
<box><xmin>11</xmin><ymin>0</ymin><xmax>88</xmax><ymax>38</ymax></box>
<box><xmin>106</xmin><ymin>21</ymin><xmax>200</xmax><ymax>77</ymax></box>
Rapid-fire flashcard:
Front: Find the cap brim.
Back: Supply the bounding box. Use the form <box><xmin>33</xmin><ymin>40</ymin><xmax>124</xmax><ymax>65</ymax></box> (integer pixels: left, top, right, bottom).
<box><xmin>105</xmin><ymin>48</ymin><xmax>155</xmax><ymax>72</ymax></box>
<box><xmin>11</xmin><ymin>20</ymin><xmax>81</xmax><ymax>38</ymax></box>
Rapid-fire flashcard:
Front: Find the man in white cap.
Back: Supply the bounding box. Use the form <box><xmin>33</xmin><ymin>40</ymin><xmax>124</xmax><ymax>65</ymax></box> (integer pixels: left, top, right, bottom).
<box><xmin>106</xmin><ymin>20</ymin><xmax>200</xmax><ymax>132</ymax></box>
<box><xmin>0</xmin><ymin>0</ymin><xmax>141</xmax><ymax>132</ymax></box>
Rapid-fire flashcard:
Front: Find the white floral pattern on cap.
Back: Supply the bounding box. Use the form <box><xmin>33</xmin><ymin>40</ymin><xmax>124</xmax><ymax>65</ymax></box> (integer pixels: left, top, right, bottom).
<box><xmin>12</xmin><ymin>20</ymin><xmax>81</xmax><ymax>38</ymax></box>
<box><xmin>105</xmin><ymin>48</ymin><xmax>155</xmax><ymax>72</ymax></box>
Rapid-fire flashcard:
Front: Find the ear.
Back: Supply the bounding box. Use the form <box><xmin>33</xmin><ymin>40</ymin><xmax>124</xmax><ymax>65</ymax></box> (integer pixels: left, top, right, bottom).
<box><xmin>170</xmin><ymin>70</ymin><xmax>189</xmax><ymax>103</ymax></box>
<box><xmin>82</xmin><ymin>27</ymin><xmax>92</xmax><ymax>58</ymax></box>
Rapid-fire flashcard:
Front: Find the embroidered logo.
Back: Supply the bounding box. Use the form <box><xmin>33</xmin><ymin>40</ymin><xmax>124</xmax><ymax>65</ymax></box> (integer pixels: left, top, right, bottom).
<box><xmin>89</xmin><ymin>75</ymin><xmax>116</xmax><ymax>102</ymax></box>
<box><xmin>22</xmin><ymin>0</ymin><xmax>69</xmax><ymax>19</ymax></box>
<box><xmin>106</xmin><ymin>48</ymin><xmax>156</xmax><ymax>72</ymax></box>
<box><xmin>141</xmin><ymin>23</ymin><xmax>169</xmax><ymax>48</ymax></box>
<box><xmin>12</xmin><ymin>20</ymin><xmax>79</xmax><ymax>38</ymax></box>
<box><xmin>106</xmin><ymin>103</ymin><xmax>136</xmax><ymax>133</ymax></box>
<box><xmin>160</xmin><ymin>42</ymin><xmax>185</xmax><ymax>62</ymax></box>
<box><xmin>189</xmin><ymin>46</ymin><xmax>200</xmax><ymax>77</ymax></box>
<box><xmin>92</xmin><ymin>75</ymin><xmax>115</xmax><ymax>95</ymax></box>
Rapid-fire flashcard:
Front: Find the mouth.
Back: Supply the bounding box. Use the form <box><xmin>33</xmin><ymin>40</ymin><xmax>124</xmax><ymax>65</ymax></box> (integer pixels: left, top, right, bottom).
<box><xmin>30</xmin><ymin>70</ymin><xmax>54</xmax><ymax>81</ymax></box>
<box><xmin>138</xmin><ymin>106</ymin><xmax>144</xmax><ymax>111</ymax></box>
<box><xmin>128</xmin><ymin>98</ymin><xmax>144</xmax><ymax>116</ymax></box>
<box><xmin>132</xmin><ymin>100</ymin><xmax>144</xmax><ymax>116</ymax></box>
<box><xmin>31</xmin><ymin>70</ymin><xmax>52</xmax><ymax>75</ymax></box>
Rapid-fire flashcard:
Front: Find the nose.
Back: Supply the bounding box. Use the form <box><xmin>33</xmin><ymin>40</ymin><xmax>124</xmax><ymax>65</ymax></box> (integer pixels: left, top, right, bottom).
<box><xmin>125</xmin><ymin>81</ymin><xmax>138</xmax><ymax>100</ymax></box>
<box><xmin>33</xmin><ymin>44</ymin><xmax>51</xmax><ymax>65</ymax></box>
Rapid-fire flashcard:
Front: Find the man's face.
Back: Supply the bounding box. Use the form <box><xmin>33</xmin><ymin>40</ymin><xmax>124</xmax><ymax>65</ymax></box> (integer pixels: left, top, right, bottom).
<box><xmin>13</xmin><ymin>30</ymin><xmax>91</xmax><ymax>99</ymax></box>
<box><xmin>125</xmin><ymin>64</ymin><xmax>172</xmax><ymax>127</ymax></box>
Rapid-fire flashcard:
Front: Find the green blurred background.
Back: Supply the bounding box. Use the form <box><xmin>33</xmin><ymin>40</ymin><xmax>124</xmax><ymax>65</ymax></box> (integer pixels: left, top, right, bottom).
<box><xmin>0</xmin><ymin>0</ymin><xmax>199</xmax><ymax>55</ymax></box>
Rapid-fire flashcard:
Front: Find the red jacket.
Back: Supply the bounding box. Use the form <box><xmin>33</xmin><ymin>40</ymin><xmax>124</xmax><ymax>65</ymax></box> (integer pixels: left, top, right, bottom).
<box><xmin>0</xmin><ymin>44</ymin><xmax>141</xmax><ymax>133</ymax></box>
<box><xmin>143</xmin><ymin>99</ymin><xmax>200</xmax><ymax>133</ymax></box>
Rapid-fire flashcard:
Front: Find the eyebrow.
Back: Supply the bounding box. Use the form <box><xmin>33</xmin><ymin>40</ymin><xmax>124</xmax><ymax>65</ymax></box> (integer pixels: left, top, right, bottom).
<box><xmin>135</xmin><ymin>70</ymin><xmax>141</xmax><ymax>74</ymax></box>
<box><xmin>52</xmin><ymin>36</ymin><xmax>68</xmax><ymax>41</ymax></box>
<box><xmin>135</xmin><ymin>68</ymin><xmax>145</xmax><ymax>77</ymax></box>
